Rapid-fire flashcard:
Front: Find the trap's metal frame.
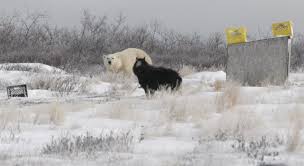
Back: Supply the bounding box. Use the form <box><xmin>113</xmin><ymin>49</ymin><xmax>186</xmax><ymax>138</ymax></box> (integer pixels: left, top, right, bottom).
<box><xmin>7</xmin><ymin>84</ymin><xmax>28</xmax><ymax>98</ymax></box>
<box><xmin>226</xmin><ymin>36</ymin><xmax>291</xmax><ymax>86</ymax></box>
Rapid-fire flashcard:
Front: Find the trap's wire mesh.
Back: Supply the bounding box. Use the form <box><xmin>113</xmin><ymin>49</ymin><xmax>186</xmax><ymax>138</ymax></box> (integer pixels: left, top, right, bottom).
<box><xmin>7</xmin><ymin>84</ymin><xmax>28</xmax><ymax>98</ymax></box>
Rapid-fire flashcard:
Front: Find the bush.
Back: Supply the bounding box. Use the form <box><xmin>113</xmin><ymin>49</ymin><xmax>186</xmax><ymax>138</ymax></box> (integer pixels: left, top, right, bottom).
<box><xmin>231</xmin><ymin>135</ymin><xmax>283</xmax><ymax>166</ymax></box>
<box><xmin>42</xmin><ymin>131</ymin><xmax>134</xmax><ymax>156</ymax></box>
<box><xmin>0</xmin><ymin>11</ymin><xmax>227</xmax><ymax>72</ymax></box>
<box><xmin>291</xmin><ymin>33</ymin><xmax>304</xmax><ymax>70</ymax></box>
<box><xmin>28</xmin><ymin>74</ymin><xmax>88</xmax><ymax>96</ymax></box>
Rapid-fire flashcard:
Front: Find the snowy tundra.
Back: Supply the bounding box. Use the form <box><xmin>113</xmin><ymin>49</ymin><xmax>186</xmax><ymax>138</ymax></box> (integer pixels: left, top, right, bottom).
<box><xmin>0</xmin><ymin>63</ymin><xmax>303</xmax><ymax>166</ymax></box>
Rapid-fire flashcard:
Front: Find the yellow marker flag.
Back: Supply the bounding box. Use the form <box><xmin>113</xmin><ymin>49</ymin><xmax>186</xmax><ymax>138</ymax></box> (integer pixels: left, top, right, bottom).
<box><xmin>225</xmin><ymin>27</ymin><xmax>247</xmax><ymax>45</ymax></box>
<box><xmin>272</xmin><ymin>21</ymin><xmax>293</xmax><ymax>38</ymax></box>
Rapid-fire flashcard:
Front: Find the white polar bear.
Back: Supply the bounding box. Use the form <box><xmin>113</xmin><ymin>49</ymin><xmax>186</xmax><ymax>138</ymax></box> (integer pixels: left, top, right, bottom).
<box><xmin>103</xmin><ymin>48</ymin><xmax>153</xmax><ymax>76</ymax></box>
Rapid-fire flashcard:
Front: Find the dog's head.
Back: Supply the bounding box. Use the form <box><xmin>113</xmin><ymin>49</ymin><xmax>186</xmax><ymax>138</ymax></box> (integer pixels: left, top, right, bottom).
<box><xmin>134</xmin><ymin>57</ymin><xmax>148</xmax><ymax>68</ymax></box>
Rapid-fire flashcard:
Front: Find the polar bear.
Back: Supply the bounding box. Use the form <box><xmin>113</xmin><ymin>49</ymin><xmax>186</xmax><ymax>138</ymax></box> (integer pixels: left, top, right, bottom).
<box><xmin>103</xmin><ymin>48</ymin><xmax>153</xmax><ymax>76</ymax></box>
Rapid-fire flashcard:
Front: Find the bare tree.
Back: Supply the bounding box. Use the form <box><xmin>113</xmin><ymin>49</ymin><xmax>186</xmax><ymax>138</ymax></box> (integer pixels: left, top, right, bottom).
<box><xmin>291</xmin><ymin>33</ymin><xmax>304</xmax><ymax>69</ymax></box>
<box><xmin>3</xmin><ymin>11</ymin><xmax>303</xmax><ymax>73</ymax></box>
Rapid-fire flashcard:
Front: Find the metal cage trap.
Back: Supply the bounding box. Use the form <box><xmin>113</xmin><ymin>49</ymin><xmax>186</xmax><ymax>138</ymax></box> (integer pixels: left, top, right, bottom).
<box><xmin>7</xmin><ymin>84</ymin><xmax>28</xmax><ymax>98</ymax></box>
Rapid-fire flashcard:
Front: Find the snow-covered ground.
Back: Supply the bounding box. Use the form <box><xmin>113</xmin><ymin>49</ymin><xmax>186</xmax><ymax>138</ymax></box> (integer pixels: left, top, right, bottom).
<box><xmin>0</xmin><ymin>63</ymin><xmax>304</xmax><ymax>166</ymax></box>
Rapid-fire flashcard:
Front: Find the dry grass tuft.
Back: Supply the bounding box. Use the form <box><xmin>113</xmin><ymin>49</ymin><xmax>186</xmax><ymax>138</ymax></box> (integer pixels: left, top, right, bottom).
<box><xmin>0</xmin><ymin>105</ymin><xmax>19</xmax><ymax>130</ymax></box>
<box><xmin>100</xmin><ymin>72</ymin><xmax>136</xmax><ymax>84</ymax></box>
<box><xmin>108</xmin><ymin>102</ymin><xmax>130</xmax><ymax>120</ymax></box>
<box><xmin>28</xmin><ymin>74</ymin><xmax>89</xmax><ymax>95</ymax></box>
<box><xmin>160</xmin><ymin>97</ymin><xmax>187</xmax><ymax>122</ymax></box>
<box><xmin>107</xmin><ymin>100</ymin><xmax>138</xmax><ymax>120</ymax></box>
<box><xmin>99</xmin><ymin>71</ymin><xmax>138</xmax><ymax>97</ymax></box>
<box><xmin>145</xmin><ymin>95</ymin><xmax>216</xmax><ymax>137</ymax></box>
<box><xmin>159</xmin><ymin>95</ymin><xmax>214</xmax><ymax>124</ymax></box>
<box><xmin>212</xmin><ymin>109</ymin><xmax>262</xmax><ymax>139</ymax></box>
<box><xmin>216</xmin><ymin>81</ymin><xmax>240</xmax><ymax>112</ymax></box>
<box><xmin>42</xmin><ymin>131</ymin><xmax>135</xmax><ymax>155</ymax></box>
<box><xmin>27</xmin><ymin>103</ymin><xmax>66</xmax><ymax>125</ymax></box>
<box><xmin>0</xmin><ymin>105</ymin><xmax>32</xmax><ymax>132</ymax></box>
<box><xmin>49</xmin><ymin>103</ymin><xmax>65</xmax><ymax>125</ymax></box>
<box><xmin>178</xmin><ymin>65</ymin><xmax>197</xmax><ymax>77</ymax></box>
<box><xmin>287</xmin><ymin>106</ymin><xmax>304</xmax><ymax>152</ymax></box>
<box><xmin>213</xmin><ymin>80</ymin><xmax>225</xmax><ymax>91</ymax></box>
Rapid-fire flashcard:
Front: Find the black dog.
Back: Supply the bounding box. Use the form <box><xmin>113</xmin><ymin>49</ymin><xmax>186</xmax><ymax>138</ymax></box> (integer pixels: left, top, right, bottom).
<box><xmin>133</xmin><ymin>57</ymin><xmax>182</xmax><ymax>96</ymax></box>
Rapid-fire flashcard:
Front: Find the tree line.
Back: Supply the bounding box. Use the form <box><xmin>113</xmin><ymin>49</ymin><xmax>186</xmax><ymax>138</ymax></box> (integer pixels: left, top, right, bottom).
<box><xmin>0</xmin><ymin>11</ymin><xmax>303</xmax><ymax>72</ymax></box>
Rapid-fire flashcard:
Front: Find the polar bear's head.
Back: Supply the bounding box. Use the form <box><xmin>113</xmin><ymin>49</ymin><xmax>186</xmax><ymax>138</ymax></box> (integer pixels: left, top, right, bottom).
<box><xmin>103</xmin><ymin>54</ymin><xmax>122</xmax><ymax>72</ymax></box>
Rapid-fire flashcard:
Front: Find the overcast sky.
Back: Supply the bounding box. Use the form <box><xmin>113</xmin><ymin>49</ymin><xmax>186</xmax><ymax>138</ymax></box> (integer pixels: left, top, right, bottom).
<box><xmin>1</xmin><ymin>0</ymin><xmax>302</xmax><ymax>36</ymax></box>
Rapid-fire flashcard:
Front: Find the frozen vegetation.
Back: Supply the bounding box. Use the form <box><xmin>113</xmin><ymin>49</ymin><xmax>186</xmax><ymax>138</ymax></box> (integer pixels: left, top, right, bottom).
<box><xmin>0</xmin><ymin>63</ymin><xmax>303</xmax><ymax>166</ymax></box>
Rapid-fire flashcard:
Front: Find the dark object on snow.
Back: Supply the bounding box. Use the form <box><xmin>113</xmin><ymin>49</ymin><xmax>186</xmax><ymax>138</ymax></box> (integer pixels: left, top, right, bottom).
<box><xmin>133</xmin><ymin>57</ymin><xmax>182</xmax><ymax>96</ymax></box>
<box><xmin>7</xmin><ymin>84</ymin><xmax>28</xmax><ymax>98</ymax></box>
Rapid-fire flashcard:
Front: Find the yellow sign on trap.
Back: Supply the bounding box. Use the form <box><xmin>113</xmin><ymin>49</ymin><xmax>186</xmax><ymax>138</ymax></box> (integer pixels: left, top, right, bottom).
<box><xmin>272</xmin><ymin>21</ymin><xmax>293</xmax><ymax>37</ymax></box>
<box><xmin>225</xmin><ymin>27</ymin><xmax>247</xmax><ymax>45</ymax></box>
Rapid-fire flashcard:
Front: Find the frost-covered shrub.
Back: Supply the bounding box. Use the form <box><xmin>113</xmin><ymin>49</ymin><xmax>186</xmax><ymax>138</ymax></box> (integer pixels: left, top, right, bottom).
<box><xmin>0</xmin><ymin>12</ymin><xmax>227</xmax><ymax>71</ymax></box>
<box><xmin>42</xmin><ymin>131</ymin><xmax>134</xmax><ymax>156</ymax></box>
<box><xmin>28</xmin><ymin>74</ymin><xmax>88</xmax><ymax>95</ymax></box>
<box><xmin>0</xmin><ymin>64</ymin><xmax>41</xmax><ymax>72</ymax></box>
<box><xmin>231</xmin><ymin>135</ymin><xmax>283</xmax><ymax>165</ymax></box>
